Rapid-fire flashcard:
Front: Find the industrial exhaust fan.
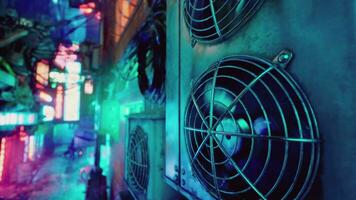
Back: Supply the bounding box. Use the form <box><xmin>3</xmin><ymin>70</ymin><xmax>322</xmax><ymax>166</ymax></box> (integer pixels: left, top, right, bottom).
<box><xmin>125</xmin><ymin>114</ymin><xmax>180</xmax><ymax>200</ymax></box>
<box><xmin>126</xmin><ymin>125</ymin><xmax>149</xmax><ymax>199</ymax></box>
<box><xmin>184</xmin><ymin>0</ymin><xmax>264</xmax><ymax>44</ymax></box>
<box><xmin>183</xmin><ymin>50</ymin><xmax>320</xmax><ymax>199</ymax></box>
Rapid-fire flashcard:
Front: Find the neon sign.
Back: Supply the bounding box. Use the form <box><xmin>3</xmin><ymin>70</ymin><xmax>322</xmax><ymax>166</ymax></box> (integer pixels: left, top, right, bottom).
<box><xmin>35</xmin><ymin>60</ymin><xmax>50</xmax><ymax>86</ymax></box>
<box><xmin>63</xmin><ymin>61</ymin><xmax>82</xmax><ymax>121</ymax></box>
<box><xmin>55</xmin><ymin>85</ymin><xmax>64</xmax><ymax>119</ymax></box>
<box><xmin>53</xmin><ymin>43</ymin><xmax>79</xmax><ymax>69</ymax></box>
<box><xmin>84</xmin><ymin>79</ymin><xmax>93</xmax><ymax>94</ymax></box>
<box><xmin>0</xmin><ymin>112</ymin><xmax>37</xmax><ymax>126</ymax></box>
<box><xmin>38</xmin><ymin>91</ymin><xmax>53</xmax><ymax>103</ymax></box>
<box><xmin>0</xmin><ymin>138</ymin><xmax>5</xmax><ymax>182</ymax></box>
<box><xmin>42</xmin><ymin>105</ymin><xmax>55</xmax><ymax>121</ymax></box>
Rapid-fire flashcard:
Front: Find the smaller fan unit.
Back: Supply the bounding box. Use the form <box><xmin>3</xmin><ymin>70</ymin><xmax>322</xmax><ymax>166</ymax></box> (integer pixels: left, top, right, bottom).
<box><xmin>126</xmin><ymin>125</ymin><xmax>149</xmax><ymax>198</ymax></box>
<box><xmin>184</xmin><ymin>0</ymin><xmax>264</xmax><ymax>44</ymax></box>
<box><xmin>179</xmin><ymin>50</ymin><xmax>320</xmax><ymax>200</ymax></box>
<box><xmin>125</xmin><ymin>112</ymin><xmax>181</xmax><ymax>200</ymax></box>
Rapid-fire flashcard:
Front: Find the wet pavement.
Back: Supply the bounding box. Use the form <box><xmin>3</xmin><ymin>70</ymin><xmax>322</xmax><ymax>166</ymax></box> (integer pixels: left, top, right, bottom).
<box><xmin>0</xmin><ymin>146</ymin><xmax>95</xmax><ymax>200</ymax></box>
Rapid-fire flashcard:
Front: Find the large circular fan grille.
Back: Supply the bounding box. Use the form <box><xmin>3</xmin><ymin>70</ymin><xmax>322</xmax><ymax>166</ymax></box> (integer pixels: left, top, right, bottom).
<box><xmin>184</xmin><ymin>55</ymin><xmax>320</xmax><ymax>199</ymax></box>
<box><xmin>127</xmin><ymin>126</ymin><xmax>149</xmax><ymax>194</ymax></box>
<box><xmin>184</xmin><ymin>0</ymin><xmax>264</xmax><ymax>44</ymax></box>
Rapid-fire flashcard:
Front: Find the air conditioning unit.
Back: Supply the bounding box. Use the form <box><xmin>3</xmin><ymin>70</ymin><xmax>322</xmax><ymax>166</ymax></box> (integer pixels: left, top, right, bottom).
<box><xmin>183</xmin><ymin>0</ymin><xmax>264</xmax><ymax>45</ymax></box>
<box><xmin>126</xmin><ymin>112</ymin><xmax>180</xmax><ymax>200</ymax></box>
<box><xmin>165</xmin><ymin>48</ymin><xmax>320</xmax><ymax>199</ymax></box>
<box><xmin>162</xmin><ymin>0</ymin><xmax>356</xmax><ymax>199</ymax></box>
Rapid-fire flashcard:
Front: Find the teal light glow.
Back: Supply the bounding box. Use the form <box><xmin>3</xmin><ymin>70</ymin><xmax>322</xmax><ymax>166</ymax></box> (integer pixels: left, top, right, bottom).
<box><xmin>237</xmin><ymin>118</ymin><xmax>250</xmax><ymax>131</ymax></box>
<box><xmin>119</xmin><ymin>101</ymin><xmax>144</xmax><ymax>119</ymax></box>
<box><xmin>99</xmin><ymin>134</ymin><xmax>111</xmax><ymax>177</ymax></box>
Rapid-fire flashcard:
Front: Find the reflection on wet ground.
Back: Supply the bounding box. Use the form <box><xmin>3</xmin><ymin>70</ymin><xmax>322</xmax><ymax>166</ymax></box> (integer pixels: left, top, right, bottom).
<box><xmin>0</xmin><ymin>146</ymin><xmax>95</xmax><ymax>200</ymax></box>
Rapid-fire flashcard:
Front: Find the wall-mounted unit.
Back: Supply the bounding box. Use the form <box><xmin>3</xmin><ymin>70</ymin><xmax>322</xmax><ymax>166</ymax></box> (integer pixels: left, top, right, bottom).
<box><xmin>182</xmin><ymin>51</ymin><xmax>320</xmax><ymax>199</ymax></box>
<box><xmin>126</xmin><ymin>125</ymin><xmax>149</xmax><ymax>199</ymax></box>
<box><xmin>125</xmin><ymin>112</ymin><xmax>181</xmax><ymax>200</ymax></box>
<box><xmin>184</xmin><ymin>0</ymin><xmax>264</xmax><ymax>44</ymax></box>
<box><xmin>165</xmin><ymin>0</ymin><xmax>356</xmax><ymax>200</ymax></box>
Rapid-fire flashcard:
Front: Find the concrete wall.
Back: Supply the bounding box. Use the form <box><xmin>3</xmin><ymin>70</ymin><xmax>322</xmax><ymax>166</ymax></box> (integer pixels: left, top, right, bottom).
<box><xmin>166</xmin><ymin>0</ymin><xmax>356</xmax><ymax>199</ymax></box>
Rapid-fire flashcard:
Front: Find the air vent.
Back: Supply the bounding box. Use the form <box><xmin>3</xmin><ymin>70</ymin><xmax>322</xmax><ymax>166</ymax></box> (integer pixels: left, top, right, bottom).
<box><xmin>184</xmin><ymin>0</ymin><xmax>264</xmax><ymax>44</ymax></box>
<box><xmin>184</xmin><ymin>52</ymin><xmax>320</xmax><ymax>199</ymax></box>
<box><xmin>127</xmin><ymin>125</ymin><xmax>149</xmax><ymax>196</ymax></box>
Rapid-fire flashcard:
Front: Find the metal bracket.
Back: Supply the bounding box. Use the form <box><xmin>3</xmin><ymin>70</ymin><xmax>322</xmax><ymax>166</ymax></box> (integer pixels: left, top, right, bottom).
<box><xmin>191</xmin><ymin>39</ymin><xmax>197</xmax><ymax>48</ymax></box>
<box><xmin>273</xmin><ymin>49</ymin><xmax>294</xmax><ymax>68</ymax></box>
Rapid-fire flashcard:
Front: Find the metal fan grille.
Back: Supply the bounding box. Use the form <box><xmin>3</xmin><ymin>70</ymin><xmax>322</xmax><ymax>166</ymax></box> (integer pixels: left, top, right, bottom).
<box><xmin>184</xmin><ymin>55</ymin><xmax>320</xmax><ymax>199</ymax></box>
<box><xmin>184</xmin><ymin>0</ymin><xmax>264</xmax><ymax>44</ymax></box>
<box><xmin>127</xmin><ymin>126</ymin><xmax>149</xmax><ymax>194</ymax></box>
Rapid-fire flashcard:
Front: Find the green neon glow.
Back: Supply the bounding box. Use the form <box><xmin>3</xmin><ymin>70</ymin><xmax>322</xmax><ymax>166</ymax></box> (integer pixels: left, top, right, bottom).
<box><xmin>99</xmin><ymin>134</ymin><xmax>111</xmax><ymax>177</ymax></box>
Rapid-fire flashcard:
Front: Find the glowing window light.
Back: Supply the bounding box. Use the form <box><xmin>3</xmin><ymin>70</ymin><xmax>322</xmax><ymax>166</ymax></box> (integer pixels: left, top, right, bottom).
<box><xmin>8</xmin><ymin>113</ymin><xmax>17</xmax><ymax>125</ymax></box>
<box><xmin>0</xmin><ymin>113</ymin><xmax>37</xmax><ymax>126</ymax></box>
<box><xmin>50</xmin><ymin>72</ymin><xmax>83</xmax><ymax>84</ymax></box>
<box><xmin>28</xmin><ymin>114</ymin><xmax>36</xmax><ymax>124</ymax></box>
<box><xmin>19</xmin><ymin>126</ymin><xmax>28</xmax><ymax>142</ymax></box>
<box><xmin>38</xmin><ymin>91</ymin><xmax>53</xmax><ymax>103</ymax></box>
<box><xmin>63</xmin><ymin>61</ymin><xmax>81</xmax><ymax>121</ymax></box>
<box><xmin>66</xmin><ymin>61</ymin><xmax>82</xmax><ymax>74</ymax></box>
<box><xmin>49</xmin><ymin>71</ymin><xmax>66</xmax><ymax>83</ymax></box>
<box><xmin>18</xmin><ymin>114</ymin><xmax>24</xmax><ymax>124</ymax></box>
<box><xmin>28</xmin><ymin>136</ymin><xmax>35</xmax><ymax>161</ymax></box>
<box><xmin>67</xmin><ymin>74</ymin><xmax>81</xmax><ymax>84</ymax></box>
<box><xmin>42</xmin><ymin>105</ymin><xmax>55</xmax><ymax>121</ymax></box>
<box><xmin>35</xmin><ymin>60</ymin><xmax>49</xmax><ymax>86</ymax></box>
<box><xmin>23</xmin><ymin>136</ymin><xmax>29</xmax><ymax>162</ymax></box>
<box><xmin>53</xmin><ymin>44</ymin><xmax>80</xmax><ymax>69</ymax></box>
<box><xmin>55</xmin><ymin>86</ymin><xmax>64</xmax><ymax>119</ymax></box>
<box><xmin>95</xmin><ymin>12</ymin><xmax>102</xmax><ymax>20</ymax></box>
<box><xmin>0</xmin><ymin>138</ymin><xmax>6</xmax><ymax>182</ymax></box>
<box><xmin>79</xmin><ymin>2</ymin><xmax>96</xmax><ymax>15</ymax></box>
<box><xmin>63</xmin><ymin>85</ymin><xmax>81</xmax><ymax>121</ymax></box>
<box><xmin>84</xmin><ymin>79</ymin><xmax>93</xmax><ymax>94</ymax></box>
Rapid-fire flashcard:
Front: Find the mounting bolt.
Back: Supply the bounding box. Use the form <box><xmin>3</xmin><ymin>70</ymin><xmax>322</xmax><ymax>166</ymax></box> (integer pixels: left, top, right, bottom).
<box><xmin>273</xmin><ymin>49</ymin><xmax>294</xmax><ymax>68</ymax></box>
<box><xmin>174</xmin><ymin>165</ymin><xmax>179</xmax><ymax>172</ymax></box>
<box><xmin>182</xmin><ymin>179</ymin><xmax>186</xmax><ymax>186</ymax></box>
<box><xmin>278</xmin><ymin>52</ymin><xmax>291</xmax><ymax>63</ymax></box>
<box><xmin>191</xmin><ymin>39</ymin><xmax>197</xmax><ymax>47</ymax></box>
<box><xmin>181</xmin><ymin>169</ymin><xmax>185</xmax><ymax>175</ymax></box>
